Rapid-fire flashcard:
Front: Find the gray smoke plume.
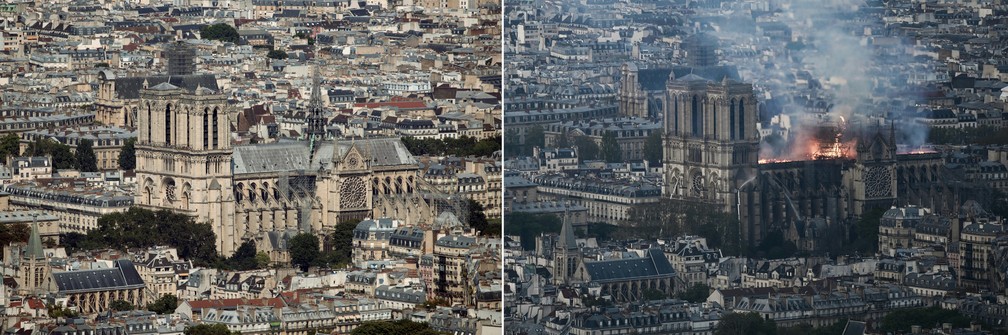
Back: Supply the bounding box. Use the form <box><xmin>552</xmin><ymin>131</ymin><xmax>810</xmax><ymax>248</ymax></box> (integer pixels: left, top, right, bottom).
<box><xmin>703</xmin><ymin>0</ymin><xmax>938</xmax><ymax>159</ymax></box>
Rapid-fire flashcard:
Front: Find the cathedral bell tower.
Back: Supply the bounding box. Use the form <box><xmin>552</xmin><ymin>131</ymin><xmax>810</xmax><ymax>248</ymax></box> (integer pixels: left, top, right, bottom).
<box><xmin>662</xmin><ymin>74</ymin><xmax>759</xmax><ymax>212</ymax></box>
<box><xmin>134</xmin><ymin>82</ymin><xmax>238</xmax><ymax>256</ymax></box>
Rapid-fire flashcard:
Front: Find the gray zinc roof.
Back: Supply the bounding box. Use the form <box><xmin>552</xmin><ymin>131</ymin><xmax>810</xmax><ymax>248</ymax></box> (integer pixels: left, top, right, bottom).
<box><xmin>52</xmin><ymin>259</ymin><xmax>145</xmax><ymax>293</ymax></box>
<box><xmin>583</xmin><ymin>249</ymin><xmax>675</xmax><ymax>282</ymax></box>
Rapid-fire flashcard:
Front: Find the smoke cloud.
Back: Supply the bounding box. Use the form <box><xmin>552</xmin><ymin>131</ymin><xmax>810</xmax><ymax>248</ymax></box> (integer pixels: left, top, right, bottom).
<box><xmin>703</xmin><ymin>0</ymin><xmax>938</xmax><ymax>159</ymax></box>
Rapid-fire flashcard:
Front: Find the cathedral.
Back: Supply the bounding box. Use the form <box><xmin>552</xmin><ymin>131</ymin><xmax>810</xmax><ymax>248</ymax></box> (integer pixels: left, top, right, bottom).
<box><xmin>133</xmin><ymin>44</ymin><xmax>429</xmax><ymax>256</ymax></box>
<box><xmin>620</xmin><ymin>34</ymin><xmax>958</xmax><ymax>251</ymax></box>
<box><xmin>618</xmin><ymin>34</ymin><xmax>760</xmax><ymax>215</ymax></box>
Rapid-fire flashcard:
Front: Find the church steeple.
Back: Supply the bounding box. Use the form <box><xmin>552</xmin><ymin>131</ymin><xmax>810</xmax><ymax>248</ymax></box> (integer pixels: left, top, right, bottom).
<box><xmin>20</xmin><ymin>212</ymin><xmax>48</xmax><ymax>295</ymax></box>
<box><xmin>558</xmin><ymin>208</ymin><xmax>577</xmax><ymax>251</ymax></box>
<box><xmin>26</xmin><ymin>213</ymin><xmax>44</xmax><ymax>261</ymax></box>
<box><xmin>553</xmin><ymin>206</ymin><xmax>581</xmax><ymax>285</ymax></box>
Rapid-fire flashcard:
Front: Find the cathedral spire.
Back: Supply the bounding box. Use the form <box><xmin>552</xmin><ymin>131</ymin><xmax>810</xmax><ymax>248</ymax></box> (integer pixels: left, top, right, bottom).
<box><xmin>307</xmin><ymin>63</ymin><xmax>326</xmax><ymax>140</ymax></box>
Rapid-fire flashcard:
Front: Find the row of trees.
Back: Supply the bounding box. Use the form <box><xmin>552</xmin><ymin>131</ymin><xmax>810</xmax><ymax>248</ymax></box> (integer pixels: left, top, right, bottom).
<box><xmin>200</xmin><ymin>23</ymin><xmax>239</xmax><ymax>43</ymax></box>
<box><xmin>12</xmin><ymin>136</ymin><xmax>99</xmax><ymax>172</ymax></box>
<box><xmin>401</xmin><ymin>136</ymin><xmax>501</xmax><ymax>158</ymax></box>
<box><xmin>503</xmin><ymin>212</ymin><xmax>561</xmax><ymax>250</ymax></box>
<box><xmin>62</xmin><ymin>204</ymin><xmax>493</xmax><ymax>273</ymax></box>
<box><xmin>62</xmin><ymin>207</ymin><xmax>366</xmax><ymax>271</ymax></box>
<box><xmin>287</xmin><ymin>220</ymin><xmax>358</xmax><ymax>272</ymax></box>
<box><xmin>0</xmin><ymin>134</ymin><xmax>137</xmax><ymax>172</ymax></box>
<box><xmin>351</xmin><ymin>320</ymin><xmax>443</xmax><ymax>335</ymax></box>
<box><xmin>627</xmin><ymin>199</ymin><xmax>743</xmax><ymax>255</ymax></box>
<box><xmin>503</xmin><ymin>125</ymin><xmax>663</xmax><ymax>164</ymax></box>
<box><xmin>61</xmin><ymin>207</ymin><xmax>219</xmax><ymax>265</ymax></box>
<box><xmin>929</xmin><ymin>125</ymin><xmax>1008</xmax><ymax>145</ymax></box>
<box><xmin>713</xmin><ymin>307</ymin><xmax>981</xmax><ymax>335</ymax></box>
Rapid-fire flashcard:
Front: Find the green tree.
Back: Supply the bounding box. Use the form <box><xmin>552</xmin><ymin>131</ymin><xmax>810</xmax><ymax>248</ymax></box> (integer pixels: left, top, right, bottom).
<box><xmin>75</xmin><ymin>139</ymin><xmax>98</xmax><ymax>172</ymax></box>
<box><xmin>48</xmin><ymin>305</ymin><xmax>79</xmax><ymax>318</ymax></box>
<box><xmin>526</xmin><ymin>125</ymin><xmax>545</xmax><ymax>151</ymax></box>
<box><xmin>556</xmin><ymin>132</ymin><xmax>571</xmax><ymax>148</ymax></box>
<box><xmin>119</xmin><ymin>138</ymin><xmax>136</xmax><ymax>170</ymax></box>
<box><xmin>109</xmin><ymin>299</ymin><xmax>134</xmax><ymax>312</ymax></box>
<box><xmin>321</xmin><ymin>220</ymin><xmax>357</xmax><ymax>268</ymax></box>
<box><xmin>577</xmin><ymin>222</ymin><xmax>619</xmax><ymax>241</ymax></box>
<box><xmin>466</xmin><ymin>199</ymin><xmax>493</xmax><ymax>235</ymax></box>
<box><xmin>351</xmin><ymin>320</ymin><xmax>442</xmax><ymax>335</ymax></box>
<box><xmin>879</xmin><ymin>306</ymin><xmax>973</xmax><ymax>333</ymax></box>
<box><xmin>147</xmin><ymin>294</ymin><xmax>178</xmax><ymax>314</ymax></box>
<box><xmin>779</xmin><ymin>321</ymin><xmax>847</xmax><ymax>335</ymax></box>
<box><xmin>255</xmin><ymin>251</ymin><xmax>271</xmax><ymax>268</ymax></box>
<box><xmin>267</xmin><ymin>49</ymin><xmax>288</xmax><ymax>59</ymax></box>
<box><xmin>600</xmin><ymin>131</ymin><xmax>623</xmax><ymax>163</ymax></box>
<box><xmin>50</xmin><ymin>143</ymin><xmax>75</xmax><ymax>170</ymax></box>
<box><xmin>27</xmin><ymin>138</ymin><xmax>74</xmax><ymax>169</ymax></box>
<box><xmin>200</xmin><ymin>23</ymin><xmax>239</xmax><ymax>43</ymax></box>
<box><xmin>504</xmin><ymin>129</ymin><xmax>524</xmax><ymax>157</ymax></box>
<box><xmin>223</xmin><ymin>239</ymin><xmax>259</xmax><ymax>271</ymax></box>
<box><xmin>715</xmin><ymin>312</ymin><xmax>777</xmax><ymax>335</ymax></box>
<box><xmin>184</xmin><ymin>323</ymin><xmax>240</xmax><ymax>335</ymax></box>
<box><xmin>0</xmin><ymin>133</ymin><xmax>20</xmax><ymax>158</ymax></box>
<box><xmin>68</xmin><ymin>208</ymin><xmax>219</xmax><ymax>265</ymax></box>
<box><xmin>627</xmin><ymin>199</ymin><xmax>743</xmax><ymax>255</ymax></box>
<box><xmin>847</xmin><ymin>207</ymin><xmax>885</xmax><ymax>255</ymax></box>
<box><xmin>757</xmin><ymin>230</ymin><xmax>798</xmax><ymax>259</ymax></box>
<box><xmin>289</xmin><ymin>233</ymin><xmax>320</xmax><ymax>272</ymax></box>
<box><xmin>574</xmin><ymin>135</ymin><xmax>599</xmax><ymax>161</ymax></box>
<box><xmin>0</xmin><ymin>223</ymin><xmax>29</xmax><ymax>256</ymax></box>
<box><xmin>642</xmin><ymin>288</ymin><xmax>670</xmax><ymax>300</ymax></box>
<box><xmin>503</xmin><ymin>212</ymin><xmax>561</xmax><ymax>250</ymax></box>
<box><xmin>677</xmin><ymin>283</ymin><xmax>711</xmax><ymax>303</ymax></box>
<box><xmin>400</xmin><ymin>136</ymin><xmax>500</xmax><ymax>157</ymax></box>
<box><xmin>643</xmin><ymin>131</ymin><xmax>662</xmax><ymax>165</ymax></box>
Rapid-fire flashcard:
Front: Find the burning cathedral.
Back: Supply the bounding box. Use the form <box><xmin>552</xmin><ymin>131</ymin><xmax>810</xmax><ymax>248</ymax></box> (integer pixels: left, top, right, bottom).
<box><xmin>619</xmin><ymin>35</ymin><xmax>960</xmax><ymax>252</ymax></box>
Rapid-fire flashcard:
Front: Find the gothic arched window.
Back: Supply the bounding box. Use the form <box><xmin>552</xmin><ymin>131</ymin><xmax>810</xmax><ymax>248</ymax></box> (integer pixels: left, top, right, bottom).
<box><xmin>203</xmin><ymin>108</ymin><xmax>209</xmax><ymax>150</ymax></box>
<box><xmin>738</xmin><ymin>98</ymin><xmax>746</xmax><ymax>139</ymax></box>
<box><xmin>730</xmin><ymin>99</ymin><xmax>736</xmax><ymax>140</ymax></box>
<box><xmin>673</xmin><ymin>95</ymin><xmax>679</xmax><ymax>134</ymax></box>
<box><xmin>711</xmin><ymin>99</ymin><xmax>717</xmax><ymax>138</ymax></box>
<box><xmin>212</xmin><ymin>107</ymin><xmax>219</xmax><ymax>149</ymax></box>
<box><xmin>147</xmin><ymin>103</ymin><xmax>152</xmax><ymax>143</ymax></box>
<box><xmin>691</xmin><ymin>95</ymin><xmax>700</xmax><ymax>137</ymax></box>
<box><xmin>165</xmin><ymin>104</ymin><xmax>172</xmax><ymax>145</ymax></box>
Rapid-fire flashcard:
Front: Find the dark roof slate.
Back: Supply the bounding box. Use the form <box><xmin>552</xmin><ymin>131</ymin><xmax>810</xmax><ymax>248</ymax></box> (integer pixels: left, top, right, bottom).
<box><xmin>114</xmin><ymin>74</ymin><xmax>219</xmax><ymax>99</ymax></box>
<box><xmin>583</xmin><ymin>249</ymin><xmax>675</xmax><ymax>282</ymax></box>
<box><xmin>52</xmin><ymin>260</ymin><xmax>145</xmax><ymax>293</ymax></box>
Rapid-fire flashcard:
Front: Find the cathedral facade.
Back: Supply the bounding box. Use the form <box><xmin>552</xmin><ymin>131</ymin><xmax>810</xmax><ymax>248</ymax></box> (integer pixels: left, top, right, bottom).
<box><xmin>134</xmin><ymin>81</ymin><xmax>427</xmax><ymax>257</ymax></box>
